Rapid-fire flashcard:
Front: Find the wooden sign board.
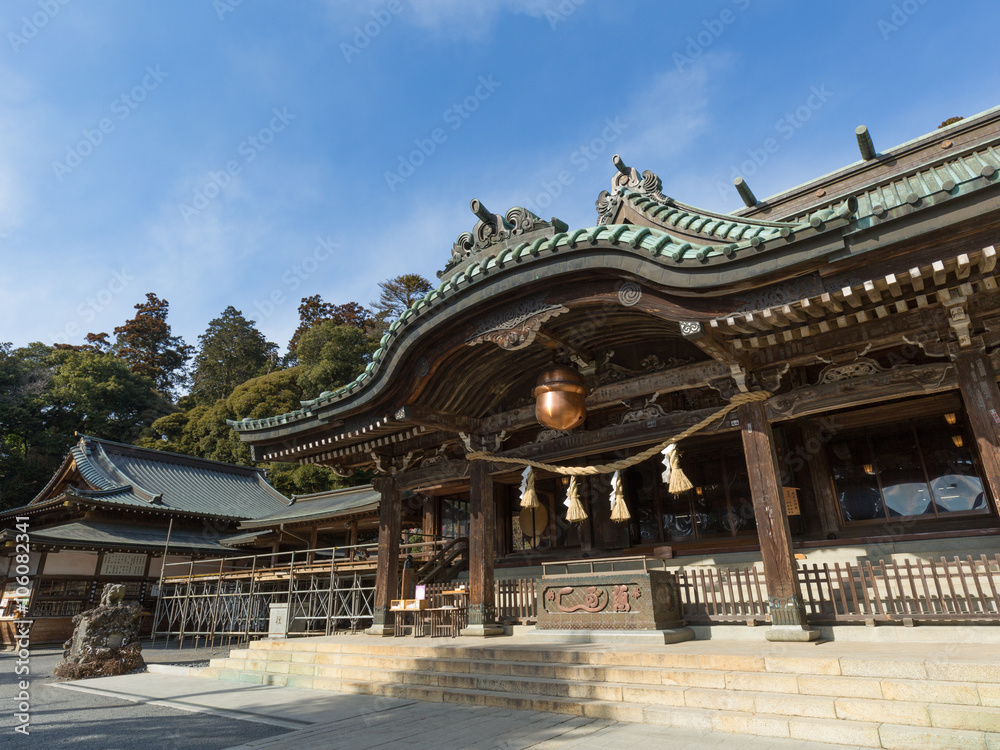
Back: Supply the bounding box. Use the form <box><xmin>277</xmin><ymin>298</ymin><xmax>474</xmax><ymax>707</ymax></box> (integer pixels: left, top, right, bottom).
<box><xmin>100</xmin><ymin>553</ymin><xmax>147</xmax><ymax>577</ymax></box>
<box><xmin>782</xmin><ymin>487</ymin><xmax>801</xmax><ymax>516</ymax></box>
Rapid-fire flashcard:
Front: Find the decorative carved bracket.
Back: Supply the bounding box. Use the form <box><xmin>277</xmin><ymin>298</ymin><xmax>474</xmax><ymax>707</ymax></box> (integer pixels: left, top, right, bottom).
<box><xmin>903</xmin><ymin>331</ymin><xmax>950</xmax><ymax>358</ymax></box>
<box><xmin>946</xmin><ymin>300</ymin><xmax>973</xmax><ymax>348</ymax></box>
<box><xmin>816</xmin><ymin>357</ymin><xmax>884</xmax><ymax>384</ymax></box>
<box><xmin>466</xmin><ymin>293</ymin><xmax>569</xmax><ymax>351</ymax></box>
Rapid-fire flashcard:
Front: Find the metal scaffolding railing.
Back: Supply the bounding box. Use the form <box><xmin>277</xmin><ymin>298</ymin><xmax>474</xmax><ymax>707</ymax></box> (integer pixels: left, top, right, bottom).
<box><xmin>151</xmin><ymin>544</ymin><xmax>381</xmax><ymax>647</ymax></box>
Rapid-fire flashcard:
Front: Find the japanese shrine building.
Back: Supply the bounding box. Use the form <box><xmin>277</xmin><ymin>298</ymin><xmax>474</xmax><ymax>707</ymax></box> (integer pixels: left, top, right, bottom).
<box><xmin>0</xmin><ymin>435</ymin><xmax>290</xmax><ymax>643</ymax></box>
<box><xmin>231</xmin><ymin>106</ymin><xmax>1000</xmax><ymax>640</ymax></box>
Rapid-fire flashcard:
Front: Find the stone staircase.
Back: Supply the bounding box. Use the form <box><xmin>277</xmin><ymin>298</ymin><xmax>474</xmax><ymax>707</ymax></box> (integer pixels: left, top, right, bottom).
<box><xmin>192</xmin><ymin>638</ymin><xmax>1000</xmax><ymax>749</ymax></box>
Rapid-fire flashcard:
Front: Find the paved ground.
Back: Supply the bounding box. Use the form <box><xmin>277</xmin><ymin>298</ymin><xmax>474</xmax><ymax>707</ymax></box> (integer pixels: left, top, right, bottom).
<box><xmin>3</xmin><ymin>633</ymin><xmax>978</xmax><ymax>749</ymax></box>
<box><xmin>0</xmin><ymin>648</ymin><xmax>291</xmax><ymax>749</ymax></box>
<box><xmin>34</xmin><ymin>669</ymin><xmax>870</xmax><ymax>750</ymax></box>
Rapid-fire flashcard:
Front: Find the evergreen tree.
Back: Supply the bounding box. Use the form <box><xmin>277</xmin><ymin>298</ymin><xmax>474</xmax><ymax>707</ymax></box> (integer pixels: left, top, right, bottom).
<box><xmin>370</xmin><ymin>274</ymin><xmax>432</xmax><ymax>337</ymax></box>
<box><xmin>295</xmin><ymin>321</ymin><xmax>372</xmax><ymax>399</ymax></box>
<box><xmin>113</xmin><ymin>293</ymin><xmax>194</xmax><ymax>397</ymax></box>
<box><xmin>286</xmin><ymin>295</ymin><xmax>371</xmax><ymax>360</ymax></box>
<box><xmin>191</xmin><ymin>306</ymin><xmax>277</xmax><ymax>404</ymax></box>
<box><xmin>0</xmin><ymin>344</ymin><xmax>172</xmax><ymax>509</ymax></box>
<box><xmin>53</xmin><ymin>332</ymin><xmax>112</xmax><ymax>354</ymax></box>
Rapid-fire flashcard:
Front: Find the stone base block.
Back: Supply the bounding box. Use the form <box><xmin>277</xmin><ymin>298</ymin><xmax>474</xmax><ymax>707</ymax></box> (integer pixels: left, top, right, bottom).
<box><xmin>528</xmin><ymin>627</ymin><xmax>695</xmax><ymax>645</ymax></box>
<box><xmin>459</xmin><ymin>624</ymin><xmax>506</xmax><ymax>637</ymax></box>
<box><xmin>365</xmin><ymin>625</ymin><xmax>395</xmax><ymax>637</ymax></box>
<box><xmin>765</xmin><ymin>625</ymin><xmax>822</xmax><ymax>642</ymax></box>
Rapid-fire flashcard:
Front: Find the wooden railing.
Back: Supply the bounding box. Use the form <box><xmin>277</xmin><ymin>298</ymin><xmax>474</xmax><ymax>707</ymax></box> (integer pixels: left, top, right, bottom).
<box><xmin>678</xmin><ymin>555</ymin><xmax>1000</xmax><ymax>625</ymax></box>
<box><xmin>676</xmin><ymin>566</ymin><xmax>768</xmax><ymax>624</ymax></box>
<box><xmin>454</xmin><ymin>555</ymin><xmax>1000</xmax><ymax>627</ymax></box>
<box><xmin>421</xmin><ymin>579</ymin><xmax>537</xmax><ymax>623</ymax></box>
<box><xmin>798</xmin><ymin>555</ymin><xmax>1000</xmax><ymax>623</ymax></box>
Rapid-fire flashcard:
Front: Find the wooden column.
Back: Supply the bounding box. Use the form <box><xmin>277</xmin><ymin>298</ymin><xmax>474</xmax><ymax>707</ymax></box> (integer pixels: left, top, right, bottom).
<box><xmin>307</xmin><ymin>527</ymin><xmax>318</xmax><ymax>564</ymax></box>
<box><xmin>348</xmin><ymin>520</ymin><xmax>359</xmax><ymax>561</ymax></box>
<box><xmin>799</xmin><ymin>420</ymin><xmax>841</xmax><ymax>538</ymax></box>
<box><xmin>955</xmin><ymin>349</ymin><xmax>1000</xmax><ymax>511</ymax></box>
<box><xmin>462</xmin><ymin>453</ymin><xmax>503</xmax><ymax>636</ymax></box>
<box><xmin>739</xmin><ymin>399</ymin><xmax>819</xmax><ymax>641</ymax></box>
<box><xmin>366</xmin><ymin>476</ymin><xmax>401</xmax><ymax>636</ymax></box>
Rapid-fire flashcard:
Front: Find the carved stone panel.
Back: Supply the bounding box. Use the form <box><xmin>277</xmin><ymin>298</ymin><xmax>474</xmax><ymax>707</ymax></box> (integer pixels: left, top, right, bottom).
<box><xmin>536</xmin><ymin>570</ymin><xmax>684</xmax><ymax>630</ymax></box>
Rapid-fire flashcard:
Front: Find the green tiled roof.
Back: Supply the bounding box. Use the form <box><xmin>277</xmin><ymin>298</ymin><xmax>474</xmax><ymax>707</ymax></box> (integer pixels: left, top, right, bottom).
<box><xmin>230</xmin><ymin>210</ymin><xmax>851</xmax><ymax>435</ymax></box>
<box><xmin>0</xmin><ymin>520</ymin><xmax>230</xmax><ymax>552</ymax></box>
<box><xmin>238</xmin><ymin>485</ymin><xmax>379</xmax><ymax>530</ymax></box>
<box><xmin>20</xmin><ymin>435</ymin><xmax>290</xmax><ymax>520</ymax></box>
<box><xmin>229</xmin><ymin>109</ymin><xmax>1000</xmax><ymax>438</ymax></box>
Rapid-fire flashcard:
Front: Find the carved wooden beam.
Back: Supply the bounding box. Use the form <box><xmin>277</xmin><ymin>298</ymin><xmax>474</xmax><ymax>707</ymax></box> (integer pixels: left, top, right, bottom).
<box><xmin>394</xmin><ymin>459</ymin><xmax>472</xmax><ymax>491</ymax></box>
<box><xmin>394</xmin><ymin>405</ymin><xmax>481</xmax><ymax>435</ymax></box>
<box><xmin>765</xmin><ymin>362</ymin><xmax>956</xmax><ymax>421</ymax></box>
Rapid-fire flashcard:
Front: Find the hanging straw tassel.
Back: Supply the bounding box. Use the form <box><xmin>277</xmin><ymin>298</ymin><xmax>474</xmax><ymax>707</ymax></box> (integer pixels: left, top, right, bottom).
<box><xmin>667</xmin><ymin>446</ymin><xmax>693</xmax><ymax>495</ymax></box>
<box><xmin>564</xmin><ymin>476</ymin><xmax>588</xmax><ymax>523</ymax></box>
<box><xmin>609</xmin><ymin>470</ymin><xmax>631</xmax><ymax>522</ymax></box>
<box><xmin>519</xmin><ymin>466</ymin><xmax>540</xmax><ymax>509</ymax></box>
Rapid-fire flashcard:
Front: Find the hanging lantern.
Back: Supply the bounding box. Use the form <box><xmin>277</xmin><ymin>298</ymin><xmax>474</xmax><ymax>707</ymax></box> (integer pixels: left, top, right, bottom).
<box><xmin>533</xmin><ymin>365</ymin><xmax>587</xmax><ymax>431</ymax></box>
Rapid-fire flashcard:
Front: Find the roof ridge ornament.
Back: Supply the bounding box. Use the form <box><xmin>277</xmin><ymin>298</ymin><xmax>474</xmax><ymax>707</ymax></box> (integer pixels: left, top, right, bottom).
<box><xmin>596</xmin><ymin>154</ymin><xmax>669</xmax><ymax>224</ymax></box>
<box><xmin>441</xmin><ymin>200</ymin><xmax>567</xmax><ymax>279</ymax></box>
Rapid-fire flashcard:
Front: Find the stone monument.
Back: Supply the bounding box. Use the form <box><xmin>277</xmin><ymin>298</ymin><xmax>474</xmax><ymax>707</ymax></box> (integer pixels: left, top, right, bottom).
<box><xmin>54</xmin><ymin>583</ymin><xmax>145</xmax><ymax>679</ymax></box>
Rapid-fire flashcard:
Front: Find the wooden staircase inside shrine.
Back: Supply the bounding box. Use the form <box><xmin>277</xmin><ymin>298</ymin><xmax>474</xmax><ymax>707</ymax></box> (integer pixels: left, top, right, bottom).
<box><xmin>189</xmin><ymin>636</ymin><xmax>1000</xmax><ymax>749</ymax></box>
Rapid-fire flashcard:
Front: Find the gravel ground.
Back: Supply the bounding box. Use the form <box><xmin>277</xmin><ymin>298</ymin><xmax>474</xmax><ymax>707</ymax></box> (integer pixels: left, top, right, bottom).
<box><xmin>0</xmin><ymin>646</ymin><xmax>292</xmax><ymax>750</ymax></box>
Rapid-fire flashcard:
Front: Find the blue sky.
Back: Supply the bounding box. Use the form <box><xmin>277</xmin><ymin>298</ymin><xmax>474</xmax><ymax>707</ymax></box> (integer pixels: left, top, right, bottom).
<box><xmin>2</xmin><ymin>0</ymin><xmax>998</xmax><ymax>354</ymax></box>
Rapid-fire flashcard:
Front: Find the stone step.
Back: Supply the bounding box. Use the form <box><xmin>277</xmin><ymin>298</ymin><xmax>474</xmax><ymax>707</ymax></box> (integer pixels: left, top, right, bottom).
<box><xmin>206</xmin><ymin>657</ymin><xmax>1000</xmax><ymax>747</ymax></box>
<box><xmin>214</xmin><ymin>651</ymin><xmax>1000</xmax><ymax>710</ymax></box>
<box><xmin>208</xmin><ymin>655</ymin><xmax>1000</xmax><ymax>735</ymax></box>
<box><xmin>245</xmin><ymin>638</ymin><xmax>1000</xmax><ymax>686</ymax></box>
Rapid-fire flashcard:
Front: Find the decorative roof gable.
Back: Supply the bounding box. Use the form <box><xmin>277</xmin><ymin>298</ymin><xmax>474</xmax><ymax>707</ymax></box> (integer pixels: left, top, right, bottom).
<box><xmin>441</xmin><ymin>200</ymin><xmax>567</xmax><ymax>280</ymax></box>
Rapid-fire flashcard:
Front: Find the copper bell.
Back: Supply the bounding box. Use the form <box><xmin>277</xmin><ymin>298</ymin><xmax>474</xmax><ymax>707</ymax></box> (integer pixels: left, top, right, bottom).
<box><xmin>534</xmin><ymin>365</ymin><xmax>587</xmax><ymax>431</ymax></box>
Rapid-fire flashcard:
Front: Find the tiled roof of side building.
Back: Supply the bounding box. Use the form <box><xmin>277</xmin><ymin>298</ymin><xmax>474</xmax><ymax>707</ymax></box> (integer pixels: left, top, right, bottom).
<box><xmin>0</xmin><ymin>520</ymin><xmax>230</xmax><ymax>552</ymax></box>
<box><xmin>238</xmin><ymin>485</ymin><xmax>380</xmax><ymax>530</ymax></box>
<box><xmin>18</xmin><ymin>435</ymin><xmax>290</xmax><ymax>520</ymax></box>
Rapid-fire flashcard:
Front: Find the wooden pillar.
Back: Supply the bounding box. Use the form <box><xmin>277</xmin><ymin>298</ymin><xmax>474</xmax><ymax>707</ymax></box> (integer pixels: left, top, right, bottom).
<box><xmin>307</xmin><ymin>527</ymin><xmax>318</xmax><ymax>564</ymax></box>
<box><xmin>739</xmin><ymin>399</ymin><xmax>819</xmax><ymax>641</ymax></box>
<box><xmin>366</xmin><ymin>476</ymin><xmax>401</xmax><ymax>636</ymax></box>
<box><xmin>348</xmin><ymin>520</ymin><xmax>359</xmax><ymax>561</ymax></box>
<box><xmin>799</xmin><ymin>420</ymin><xmax>841</xmax><ymax>538</ymax></box>
<box><xmin>955</xmin><ymin>349</ymin><xmax>1000</xmax><ymax>510</ymax></box>
<box><xmin>462</xmin><ymin>454</ymin><xmax>503</xmax><ymax>636</ymax></box>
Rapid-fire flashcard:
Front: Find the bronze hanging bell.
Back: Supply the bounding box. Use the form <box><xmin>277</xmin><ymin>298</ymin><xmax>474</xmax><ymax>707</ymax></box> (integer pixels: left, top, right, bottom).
<box><xmin>533</xmin><ymin>365</ymin><xmax>587</xmax><ymax>431</ymax></box>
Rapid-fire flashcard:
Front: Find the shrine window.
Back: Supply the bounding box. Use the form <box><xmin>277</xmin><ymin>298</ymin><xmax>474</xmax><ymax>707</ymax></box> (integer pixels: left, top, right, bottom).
<box><xmin>623</xmin><ymin>439</ymin><xmax>756</xmax><ymax>544</ymax></box>
<box><xmin>827</xmin><ymin>413</ymin><xmax>989</xmax><ymax>524</ymax></box>
<box><xmin>439</xmin><ymin>496</ymin><xmax>470</xmax><ymax>539</ymax></box>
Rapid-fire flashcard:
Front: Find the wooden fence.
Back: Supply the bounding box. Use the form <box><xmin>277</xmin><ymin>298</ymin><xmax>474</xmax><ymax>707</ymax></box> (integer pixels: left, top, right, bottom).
<box><xmin>468</xmin><ymin>555</ymin><xmax>1000</xmax><ymax>626</ymax></box>
<box><xmin>422</xmin><ymin>579</ymin><xmax>537</xmax><ymax>623</ymax></box>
